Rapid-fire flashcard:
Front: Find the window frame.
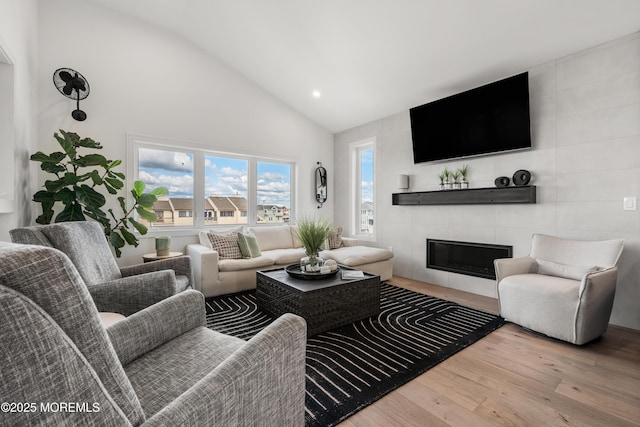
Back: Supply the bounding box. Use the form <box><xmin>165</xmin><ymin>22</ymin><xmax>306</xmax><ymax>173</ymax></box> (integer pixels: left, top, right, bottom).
<box><xmin>127</xmin><ymin>134</ymin><xmax>296</xmax><ymax>235</ymax></box>
<box><xmin>349</xmin><ymin>137</ymin><xmax>376</xmax><ymax>241</ymax></box>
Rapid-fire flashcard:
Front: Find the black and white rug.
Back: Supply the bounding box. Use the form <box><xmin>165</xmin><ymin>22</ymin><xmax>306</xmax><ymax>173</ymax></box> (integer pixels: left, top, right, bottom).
<box><xmin>205</xmin><ymin>283</ymin><xmax>504</xmax><ymax>427</ymax></box>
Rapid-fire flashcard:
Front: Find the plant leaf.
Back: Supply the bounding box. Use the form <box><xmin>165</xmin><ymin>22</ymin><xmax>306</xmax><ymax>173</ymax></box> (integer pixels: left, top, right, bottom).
<box><xmin>136</xmin><ymin>193</ymin><xmax>157</xmax><ymax>208</ymax></box>
<box><xmin>53</xmin><ymin>188</ymin><xmax>76</xmax><ymax>204</ymax></box>
<box><xmin>133</xmin><ymin>180</ymin><xmax>145</xmax><ymax>197</ymax></box>
<box><xmin>55</xmin><ymin>202</ymin><xmax>85</xmax><ymax>222</ymax></box>
<box><xmin>107</xmin><ymin>159</ymin><xmax>122</xmax><ymax>170</ymax></box>
<box><xmin>40</xmin><ymin>162</ymin><xmax>66</xmax><ymax>174</ymax></box>
<box><xmin>120</xmin><ymin>226</ymin><xmax>139</xmax><ymax>246</ymax></box>
<box><xmin>55</xmin><ymin>131</ymin><xmax>77</xmax><ymax>159</ymax></box>
<box><xmin>129</xmin><ymin>218</ymin><xmax>148</xmax><ymax>235</ymax></box>
<box><xmin>30</xmin><ymin>151</ymin><xmax>66</xmax><ymax>163</ymax></box>
<box><xmin>136</xmin><ymin>206</ymin><xmax>158</xmax><ymax>223</ymax></box>
<box><xmin>149</xmin><ymin>187</ymin><xmax>169</xmax><ymax>197</ymax></box>
<box><xmin>118</xmin><ymin>196</ymin><xmax>127</xmax><ymax>214</ymax></box>
<box><xmin>72</xmin><ymin>154</ymin><xmax>108</xmax><ymax>167</ymax></box>
<box><xmin>105</xmin><ymin>177</ymin><xmax>124</xmax><ymax>189</ymax></box>
<box><xmin>77</xmin><ymin>137</ymin><xmax>102</xmax><ymax>149</ymax></box>
<box><xmin>75</xmin><ymin>184</ymin><xmax>106</xmax><ymax>208</ymax></box>
<box><xmin>33</xmin><ymin>190</ymin><xmax>56</xmax><ymax>203</ymax></box>
<box><xmin>35</xmin><ymin>201</ymin><xmax>55</xmax><ymax>225</ymax></box>
<box><xmin>109</xmin><ymin>232</ymin><xmax>125</xmax><ymax>258</ymax></box>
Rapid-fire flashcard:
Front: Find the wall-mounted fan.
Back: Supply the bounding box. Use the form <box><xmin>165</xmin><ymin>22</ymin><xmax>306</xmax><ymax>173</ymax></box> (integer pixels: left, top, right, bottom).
<box><xmin>53</xmin><ymin>68</ymin><xmax>90</xmax><ymax>121</ymax></box>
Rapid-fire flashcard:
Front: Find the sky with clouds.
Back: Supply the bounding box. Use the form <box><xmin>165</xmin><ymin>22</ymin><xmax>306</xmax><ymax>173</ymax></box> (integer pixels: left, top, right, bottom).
<box><xmin>138</xmin><ymin>148</ymin><xmax>291</xmax><ymax>207</ymax></box>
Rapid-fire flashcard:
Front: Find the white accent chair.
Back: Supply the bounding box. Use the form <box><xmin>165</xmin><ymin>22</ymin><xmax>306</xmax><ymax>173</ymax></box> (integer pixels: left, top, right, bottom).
<box><xmin>494</xmin><ymin>234</ymin><xmax>624</xmax><ymax>345</ymax></box>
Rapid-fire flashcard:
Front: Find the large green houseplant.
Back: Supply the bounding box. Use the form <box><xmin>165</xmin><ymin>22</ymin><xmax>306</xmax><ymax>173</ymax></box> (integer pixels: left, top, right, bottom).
<box><xmin>30</xmin><ymin>130</ymin><xmax>168</xmax><ymax>257</ymax></box>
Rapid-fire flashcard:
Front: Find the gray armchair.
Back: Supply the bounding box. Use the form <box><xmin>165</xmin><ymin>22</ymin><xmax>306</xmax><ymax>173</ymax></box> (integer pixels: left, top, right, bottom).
<box><xmin>495</xmin><ymin>234</ymin><xmax>624</xmax><ymax>345</ymax></box>
<box><xmin>0</xmin><ymin>243</ymin><xmax>307</xmax><ymax>426</ymax></box>
<box><xmin>10</xmin><ymin>221</ymin><xmax>192</xmax><ymax>316</ymax></box>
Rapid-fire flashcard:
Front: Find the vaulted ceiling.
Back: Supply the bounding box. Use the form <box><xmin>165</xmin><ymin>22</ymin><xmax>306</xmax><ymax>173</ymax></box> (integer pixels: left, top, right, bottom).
<box><xmin>85</xmin><ymin>0</ymin><xmax>640</xmax><ymax>133</ymax></box>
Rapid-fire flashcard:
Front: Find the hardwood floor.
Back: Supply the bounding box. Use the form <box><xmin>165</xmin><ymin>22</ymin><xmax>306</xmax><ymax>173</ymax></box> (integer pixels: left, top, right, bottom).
<box><xmin>338</xmin><ymin>276</ymin><xmax>640</xmax><ymax>426</ymax></box>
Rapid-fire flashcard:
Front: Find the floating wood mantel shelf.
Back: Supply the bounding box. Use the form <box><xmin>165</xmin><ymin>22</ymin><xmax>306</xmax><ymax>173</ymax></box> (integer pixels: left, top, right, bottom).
<box><xmin>392</xmin><ymin>185</ymin><xmax>536</xmax><ymax>205</ymax></box>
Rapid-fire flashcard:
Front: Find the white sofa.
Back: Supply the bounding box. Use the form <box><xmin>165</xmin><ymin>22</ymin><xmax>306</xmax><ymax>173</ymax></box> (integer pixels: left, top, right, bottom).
<box><xmin>187</xmin><ymin>224</ymin><xmax>393</xmax><ymax>297</ymax></box>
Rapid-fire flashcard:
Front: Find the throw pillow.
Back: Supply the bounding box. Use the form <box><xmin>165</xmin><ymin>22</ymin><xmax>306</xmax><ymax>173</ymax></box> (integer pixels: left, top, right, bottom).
<box><xmin>237</xmin><ymin>232</ymin><xmax>262</xmax><ymax>258</ymax></box>
<box><xmin>327</xmin><ymin>226</ymin><xmax>344</xmax><ymax>250</ymax></box>
<box><xmin>207</xmin><ymin>230</ymin><xmax>243</xmax><ymax>259</ymax></box>
<box><xmin>536</xmin><ymin>259</ymin><xmax>600</xmax><ymax>281</ymax></box>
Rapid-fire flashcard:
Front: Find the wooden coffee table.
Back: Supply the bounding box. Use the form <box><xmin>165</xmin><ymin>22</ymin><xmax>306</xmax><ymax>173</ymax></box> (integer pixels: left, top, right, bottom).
<box><xmin>256</xmin><ymin>266</ymin><xmax>381</xmax><ymax>336</ymax></box>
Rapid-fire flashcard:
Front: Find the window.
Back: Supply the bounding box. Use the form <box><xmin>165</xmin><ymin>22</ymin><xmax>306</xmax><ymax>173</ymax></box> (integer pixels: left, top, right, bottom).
<box><xmin>138</xmin><ymin>147</ymin><xmax>194</xmax><ymax>227</ymax></box>
<box><xmin>351</xmin><ymin>138</ymin><xmax>375</xmax><ymax>239</ymax></box>
<box><xmin>256</xmin><ymin>161</ymin><xmax>291</xmax><ymax>224</ymax></box>
<box><xmin>129</xmin><ymin>135</ymin><xmax>295</xmax><ymax>232</ymax></box>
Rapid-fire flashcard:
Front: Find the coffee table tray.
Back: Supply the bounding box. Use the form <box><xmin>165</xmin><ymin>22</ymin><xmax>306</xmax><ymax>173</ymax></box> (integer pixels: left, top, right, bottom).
<box><xmin>284</xmin><ymin>263</ymin><xmax>340</xmax><ymax>280</ymax></box>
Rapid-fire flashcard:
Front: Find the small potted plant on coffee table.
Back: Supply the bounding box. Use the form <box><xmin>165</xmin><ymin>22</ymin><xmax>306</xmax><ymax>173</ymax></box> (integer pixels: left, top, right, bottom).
<box><xmin>294</xmin><ymin>217</ymin><xmax>333</xmax><ymax>273</ymax></box>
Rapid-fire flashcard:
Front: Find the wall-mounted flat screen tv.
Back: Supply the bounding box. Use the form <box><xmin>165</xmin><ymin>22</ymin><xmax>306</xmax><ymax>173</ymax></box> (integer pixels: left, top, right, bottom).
<box><xmin>410</xmin><ymin>72</ymin><xmax>531</xmax><ymax>163</ymax></box>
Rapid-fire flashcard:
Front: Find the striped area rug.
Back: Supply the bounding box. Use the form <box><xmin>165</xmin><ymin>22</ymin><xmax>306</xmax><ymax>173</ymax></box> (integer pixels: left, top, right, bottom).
<box><xmin>205</xmin><ymin>283</ymin><xmax>504</xmax><ymax>427</ymax></box>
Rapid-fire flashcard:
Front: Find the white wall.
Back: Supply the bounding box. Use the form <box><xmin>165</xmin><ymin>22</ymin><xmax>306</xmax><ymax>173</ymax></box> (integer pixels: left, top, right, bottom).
<box><xmin>335</xmin><ymin>32</ymin><xmax>640</xmax><ymax>330</ymax></box>
<box><xmin>37</xmin><ymin>0</ymin><xmax>334</xmax><ymax>265</ymax></box>
<box><xmin>0</xmin><ymin>0</ymin><xmax>39</xmax><ymax>241</ymax></box>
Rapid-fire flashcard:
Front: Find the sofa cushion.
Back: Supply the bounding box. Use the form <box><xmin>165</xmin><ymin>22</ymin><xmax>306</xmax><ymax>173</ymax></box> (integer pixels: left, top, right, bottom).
<box><xmin>536</xmin><ymin>259</ymin><xmax>600</xmax><ymax>281</ymax></box>
<box><xmin>218</xmin><ymin>256</ymin><xmax>274</xmax><ymax>272</ymax></box>
<box><xmin>263</xmin><ymin>248</ymin><xmax>307</xmax><ymax>265</ymax></box>
<box><xmin>200</xmin><ymin>226</ymin><xmax>243</xmax><ymax>249</ymax></box>
<box><xmin>247</xmin><ymin>225</ymin><xmax>294</xmax><ymax>251</ymax></box>
<box><xmin>208</xmin><ymin>231</ymin><xmax>243</xmax><ymax>259</ymax></box>
<box><xmin>321</xmin><ymin>246</ymin><xmax>393</xmax><ymax>266</ymax></box>
<box><xmin>238</xmin><ymin>232</ymin><xmax>262</xmax><ymax>258</ymax></box>
<box><xmin>125</xmin><ymin>327</ymin><xmax>245</xmax><ymax>417</ymax></box>
<box><xmin>327</xmin><ymin>226</ymin><xmax>344</xmax><ymax>249</ymax></box>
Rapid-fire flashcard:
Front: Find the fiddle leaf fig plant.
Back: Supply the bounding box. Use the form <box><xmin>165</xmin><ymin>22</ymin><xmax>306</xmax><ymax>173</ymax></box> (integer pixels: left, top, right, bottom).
<box><xmin>31</xmin><ymin>130</ymin><xmax>168</xmax><ymax>257</ymax></box>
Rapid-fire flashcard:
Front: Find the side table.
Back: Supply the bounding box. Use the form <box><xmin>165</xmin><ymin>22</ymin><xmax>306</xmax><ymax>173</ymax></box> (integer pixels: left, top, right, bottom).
<box><xmin>142</xmin><ymin>251</ymin><xmax>183</xmax><ymax>263</ymax></box>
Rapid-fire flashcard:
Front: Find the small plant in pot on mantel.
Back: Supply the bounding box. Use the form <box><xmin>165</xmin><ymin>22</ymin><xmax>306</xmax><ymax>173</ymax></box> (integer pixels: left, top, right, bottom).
<box><xmin>294</xmin><ymin>216</ymin><xmax>333</xmax><ymax>272</ymax></box>
<box><xmin>438</xmin><ymin>169</ymin><xmax>447</xmax><ymax>190</ymax></box>
<box><xmin>451</xmin><ymin>169</ymin><xmax>462</xmax><ymax>190</ymax></box>
<box><xmin>443</xmin><ymin>167</ymin><xmax>453</xmax><ymax>190</ymax></box>
<box><xmin>459</xmin><ymin>164</ymin><xmax>469</xmax><ymax>189</ymax></box>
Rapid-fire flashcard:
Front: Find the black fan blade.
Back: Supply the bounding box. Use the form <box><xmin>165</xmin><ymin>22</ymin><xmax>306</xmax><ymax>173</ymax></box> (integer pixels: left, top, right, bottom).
<box><xmin>63</xmin><ymin>83</ymin><xmax>74</xmax><ymax>96</ymax></box>
<box><xmin>74</xmin><ymin>79</ymin><xmax>86</xmax><ymax>92</ymax></box>
<box><xmin>59</xmin><ymin>70</ymin><xmax>73</xmax><ymax>82</ymax></box>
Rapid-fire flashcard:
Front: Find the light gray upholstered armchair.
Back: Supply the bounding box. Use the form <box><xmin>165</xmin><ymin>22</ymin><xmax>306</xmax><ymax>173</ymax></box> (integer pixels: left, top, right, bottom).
<box><xmin>0</xmin><ymin>243</ymin><xmax>307</xmax><ymax>426</ymax></box>
<box><xmin>495</xmin><ymin>234</ymin><xmax>624</xmax><ymax>345</ymax></box>
<box><xmin>10</xmin><ymin>221</ymin><xmax>192</xmax><ymax>316</ymax></box>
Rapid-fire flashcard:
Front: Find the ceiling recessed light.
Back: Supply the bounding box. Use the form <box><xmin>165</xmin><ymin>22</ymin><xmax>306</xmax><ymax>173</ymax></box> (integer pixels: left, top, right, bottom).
<box><xmin>312</xmin><ymin>90</ymin><xmax>321</xmax><ymax>98</ymax></box>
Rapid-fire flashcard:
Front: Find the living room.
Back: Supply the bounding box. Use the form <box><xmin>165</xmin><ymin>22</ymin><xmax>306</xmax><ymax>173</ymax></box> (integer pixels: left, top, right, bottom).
<box><xmin>1</xmin><ymin>0</ymin><xmax>639</xmax><ymax>425</ymax></box>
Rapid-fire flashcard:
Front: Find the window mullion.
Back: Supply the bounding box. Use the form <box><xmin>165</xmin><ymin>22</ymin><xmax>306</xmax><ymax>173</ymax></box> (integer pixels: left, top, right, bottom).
<box><xmin>193</xmin><ymin>151</ymin><xmax>205</xmax><ymax>228</ymax></box>
<box><xmin>248</xmin><ymin>159</ymin><xmax>257</xmax><ymax>226</ymax></box>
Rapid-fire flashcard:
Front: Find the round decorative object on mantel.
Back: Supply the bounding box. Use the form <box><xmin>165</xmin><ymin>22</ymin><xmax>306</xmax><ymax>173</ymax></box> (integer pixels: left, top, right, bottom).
<box><xmin>495</xmin><ymin>176</ymin><xmax>510</xmax><ymax>187</ymax></box>
<box><xmin>512</xmin><ymin>169</ymin><xmax>532</xmax><ymax>186</ymax></box>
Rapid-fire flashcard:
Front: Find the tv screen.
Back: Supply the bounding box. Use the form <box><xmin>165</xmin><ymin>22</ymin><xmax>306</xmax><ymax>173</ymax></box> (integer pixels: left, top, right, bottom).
<box><xmin>410</xmin><ymin>72</ymin><xmax>531</xmax><ymax>163</ymax></box>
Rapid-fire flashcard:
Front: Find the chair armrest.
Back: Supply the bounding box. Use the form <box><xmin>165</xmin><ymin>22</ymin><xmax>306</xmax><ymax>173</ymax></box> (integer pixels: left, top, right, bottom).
<box><xmin>494</xmin><ymin>256</ymin><xmax>537</xmax><ymax>283</ymax></box>
<box><xmin>88</xmin><ymin>271</ymin><xmax>177</xmax><ymax>316</ymax></box>
<box><xmin>107</xmin><ymin>290</ymin><xmax>205</xmax><ymax>366</ymax></box>
<box><xmin>144</xmin><ymin>313</ymin><xmax>307</xmax><ymax>427</ymax></box>
<box><xmin>121</xmin><ymin>255</ymin><xmax>192</xmax><ymax>281</ymax></box>
<box><xmin>575</xmin><ymin>267</ymin><xmax>619</xmax><ymax>344</ymax></box>
<box><xmin>341</xmin><ymin>237</ymin><xmax>358</xmax><ymax>247</ymax></box>
<box><xmin>186</xmin><ymin>244</ymin><xmax>220</xmax><ymax>293</ymax></box>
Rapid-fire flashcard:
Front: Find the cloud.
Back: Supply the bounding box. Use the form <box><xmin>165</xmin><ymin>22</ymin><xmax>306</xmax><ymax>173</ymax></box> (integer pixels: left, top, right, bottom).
<box><xmin>139</xmin><ymin>148</ymin><xmax>193</xmax><ymax>172</ymax></box>
<box><xmin>139</xmin><ymin>170</ymin><xmax>193</xmax><ymax>197</ymax></box>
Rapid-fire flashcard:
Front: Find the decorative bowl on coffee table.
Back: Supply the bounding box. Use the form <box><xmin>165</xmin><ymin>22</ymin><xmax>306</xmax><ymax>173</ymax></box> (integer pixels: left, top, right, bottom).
<box><xmin>285</xmin><ymin>263</ymin><xmax>340</xmax><ymax>280</ymax></box>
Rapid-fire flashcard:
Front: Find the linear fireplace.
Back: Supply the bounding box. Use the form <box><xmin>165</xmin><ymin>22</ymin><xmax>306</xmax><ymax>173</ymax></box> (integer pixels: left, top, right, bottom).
<box><xmin>427</xmin><ymin>239</ymin><xmax>513</xmax><ymax>280</ymax></box>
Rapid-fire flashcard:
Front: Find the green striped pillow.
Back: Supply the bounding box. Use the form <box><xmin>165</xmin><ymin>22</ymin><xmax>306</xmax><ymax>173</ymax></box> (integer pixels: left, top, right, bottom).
<box><xmin>237</xmin><ymin>232</ymin><xmax>262</xmax><ymax>258</ymax></box>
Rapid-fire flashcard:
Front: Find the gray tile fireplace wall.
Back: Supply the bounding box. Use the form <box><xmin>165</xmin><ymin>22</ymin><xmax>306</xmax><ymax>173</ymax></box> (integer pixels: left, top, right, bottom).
<box><xmin>334</xmin><ymin>32</ymin><xmax>640</xmax><ymax>330</ymax></box>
